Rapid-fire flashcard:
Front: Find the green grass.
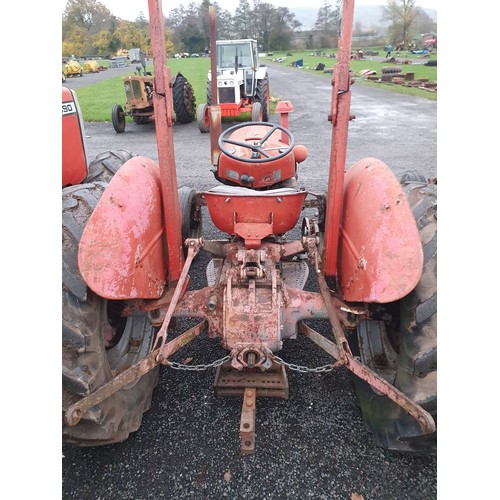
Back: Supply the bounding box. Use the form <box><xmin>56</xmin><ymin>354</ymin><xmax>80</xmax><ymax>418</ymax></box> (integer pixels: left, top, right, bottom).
<box><xmin>72</xmin><ymin>52</ymin><xmax>437</xmax><ymax>122</ymax></box>
<box><xmin>263</xmin><ymin>49</ymin><xmax>437</xmax><ymax>101</ymax></box>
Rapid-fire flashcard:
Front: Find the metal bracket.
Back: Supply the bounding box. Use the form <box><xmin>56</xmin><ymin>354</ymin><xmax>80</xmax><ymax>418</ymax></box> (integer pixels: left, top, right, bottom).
<box><xmin>299</xmin><ymin>322</ymin><xmax>436</xmax><ymax>435</ymax></box>
<box><xmin>240</xmin><ymin>388</ymin><xmax>256</xmax><ymax>455</ymax></box>
<box><xmin>214</xmin><ymin>361</ymin><xmax>288</xmax><ymax>454</ymax></box>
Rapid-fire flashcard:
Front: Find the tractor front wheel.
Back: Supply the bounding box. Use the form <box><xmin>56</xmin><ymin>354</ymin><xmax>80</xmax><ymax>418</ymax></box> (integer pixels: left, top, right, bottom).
<box><xmin>352</xmin><ymin>176</ymin><xmax>437</xmax><ymax>455</ymax></box>
<box><xmin>62</xmin><ymin>182</ymin><xmax>159</xmax><ymax>446</ymax></box>
<box><xmin>197</xmin><ymin>103</ymin><xmax>210</xmax><ymax>133</ymax></box>
<box><xmin>112</xmin><ymin>104</ymin><xmax>126</xmax><ymax>133</ymax></box>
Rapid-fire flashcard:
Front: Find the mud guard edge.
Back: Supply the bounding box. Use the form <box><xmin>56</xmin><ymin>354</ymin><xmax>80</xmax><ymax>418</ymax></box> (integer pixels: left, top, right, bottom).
<box><xmin>338</xmin><ymin>157</ymin><xmax>423</xmax><ymax>303</ymax></box>
<box><xmin>78</xmin><ymin>156</ymin><xmax>168</xmax><ymax>299</ymax></box>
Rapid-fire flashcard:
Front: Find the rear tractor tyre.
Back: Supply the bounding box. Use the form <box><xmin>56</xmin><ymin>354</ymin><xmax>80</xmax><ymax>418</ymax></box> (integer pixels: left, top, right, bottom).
<box><xmin>352</xmin><ymin>177</ymin><xmax>437</xmax><ymax>455</ymax></box>
<box><xmin>178</xmin><ymin>186</ymin><xmax>203</xmax><ymax>258</ymax></box>
<box><xmin>112</xmin><ymin>104</ymin><xmax>126</xmax><ymax>133</ymax></box>
<box><xmin>251</xmin><ymin>102</ymin><xmax>263</xmax><ymax>122</ymax></box>
<box><xmin>197</xmin><ymin>103</ymin><xmax>210</xmax><ymax>133</ymax></box>
<box><xmin>255</xmin><ymin>76</ymin><xmax>269</xmax><ymax>122</ymax></box>
<box><xmin>62</xmin><ymin>182</ymin><xmax>159</xmax><ymax>446</ymax></box>
<box><xmin>172</xmin><ymin>73</ymin><xmax>196</xmax><ymax>124</ymax></box>
<box><xmin>85</xmin><ymin>149</ymin><xmax>136</xmax><ymax>184</ymax></box>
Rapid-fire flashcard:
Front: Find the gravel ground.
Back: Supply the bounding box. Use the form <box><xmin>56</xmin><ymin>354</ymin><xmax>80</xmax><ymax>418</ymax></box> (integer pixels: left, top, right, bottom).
<box><xmin>62</xmin><ymin>63</ymin><xmax>437</xmax><ymax>499</ymax></box>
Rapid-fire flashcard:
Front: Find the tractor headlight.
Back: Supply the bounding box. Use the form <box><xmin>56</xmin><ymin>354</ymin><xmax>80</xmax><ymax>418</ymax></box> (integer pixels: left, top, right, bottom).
<box><xmin>218</xmin><ymin>81</ymin><xmax>223</xmax><ymax>86</ymax></box>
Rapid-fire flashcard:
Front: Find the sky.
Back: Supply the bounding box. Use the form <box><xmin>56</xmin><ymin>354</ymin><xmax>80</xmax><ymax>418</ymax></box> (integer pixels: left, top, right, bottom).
<box><xmin>61</xmin><ymin>0</ymin><xmax>438</xmax><ymax>22</ymax></box>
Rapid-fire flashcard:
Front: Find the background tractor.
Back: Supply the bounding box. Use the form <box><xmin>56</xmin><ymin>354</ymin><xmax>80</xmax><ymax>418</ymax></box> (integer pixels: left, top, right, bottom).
<box><xmin>197</xmin><ymin>38</ymin><xmax>269</xmax><ymax>133</ymax></box>
<box><xmin>112</xmin><ymin>50</ymin><xmax>196</xmax><ymax>133</ymax></box>
<box><xmin>62</xmin><ymin>0</ymin><xmax>436</xmax><ymax>457</ymax></box>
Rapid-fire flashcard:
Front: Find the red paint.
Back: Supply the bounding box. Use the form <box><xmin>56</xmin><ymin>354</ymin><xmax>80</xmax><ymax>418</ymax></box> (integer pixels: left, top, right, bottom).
<box><xmin>148</xmin><ymin>0</ymin><xmax>184</xmax><ymax>282</ymax></box>
<box><xmin>338</xmin><ymin>158</ymin><xmax>423</xmax><ymax>303</ymax></box>
<box><xmin>78</xmin><ymin>157</ymin><xmax>167</xmax><ymax>299</ymax></box>
<box><xmin>217</xmin><ymin>124</ymin><xmax>297</xmax><ymax>188</ymax></box>
<box><xmin>322</xmin><ymin>0</ymin><xmax>355</xmax><ymax>276</ymax></box>
<box><xmin>204</xmin><ymin>190</ymin><xmax>307</xmax><ymax>248</ymax></box>
<box><xmin>62</xmin><ymin>87</ymin><xmax>88</xmax><ymax>187</ymax></box>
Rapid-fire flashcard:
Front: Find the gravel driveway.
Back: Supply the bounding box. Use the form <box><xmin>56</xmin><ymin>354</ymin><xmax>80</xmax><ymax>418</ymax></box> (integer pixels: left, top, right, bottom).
<box><xmin>62</xmin><ymin>63</ymin><xmax>437</xmax><ymax>499</ymax></box>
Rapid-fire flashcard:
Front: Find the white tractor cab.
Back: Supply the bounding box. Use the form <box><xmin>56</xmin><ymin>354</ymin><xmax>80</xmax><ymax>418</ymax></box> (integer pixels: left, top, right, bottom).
<box><xmin>197</xmin><ymin>39</ymin><xmax>269</xmax><ymax>132</ymax></box>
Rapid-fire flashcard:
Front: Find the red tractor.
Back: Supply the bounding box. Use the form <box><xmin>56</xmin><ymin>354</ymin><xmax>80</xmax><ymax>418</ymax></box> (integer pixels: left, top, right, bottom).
<box><xmin>62</xmin><ymin>0</ymin><xmax>436</xmax><ymax>455</ymax></box>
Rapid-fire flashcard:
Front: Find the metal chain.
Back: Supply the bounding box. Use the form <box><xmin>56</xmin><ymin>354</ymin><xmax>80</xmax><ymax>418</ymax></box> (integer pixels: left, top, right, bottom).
<box><xmin>273</xmin><ymin>355</ymin><xmax>336</xmax><ymax>373</ymax></box>
<box><xmin>166</xmin><ymin>355</ymin><xmax>230</xmax><ymax>371</ymax></box>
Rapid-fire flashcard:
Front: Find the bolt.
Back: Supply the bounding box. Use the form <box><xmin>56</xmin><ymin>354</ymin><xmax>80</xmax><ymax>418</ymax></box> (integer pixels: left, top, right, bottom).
<box><xmin>207</xmin><ymin>295</ymin><xmax>218</xmax><ymax>311</ymax></box>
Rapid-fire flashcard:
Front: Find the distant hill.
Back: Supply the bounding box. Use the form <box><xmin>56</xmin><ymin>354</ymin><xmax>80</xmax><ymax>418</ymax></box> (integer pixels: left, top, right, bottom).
<box><xmin>292</xmin><ymin>5</ymin><xmax>437</xmax><ymax>31</ymax></box>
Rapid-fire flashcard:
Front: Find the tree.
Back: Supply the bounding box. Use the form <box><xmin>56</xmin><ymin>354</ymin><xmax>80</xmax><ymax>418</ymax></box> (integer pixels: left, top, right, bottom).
<box><xmin>170</xmin><ymin>2</ymin><xmax>206</xmax><ymax>53</ymax></box>
<box><xmin>92</xmin><ymin>30</ymin><xmax>114</xmax><ymax>56</ymax></box>
<box><xmin>313</xmin><ymin>0</ymin><xmax>341</xmax><ymax>49</ymax></box>
<box><xmin>415</xmin><ymin>9</ymin><xmax>436</xmax><ymax>38</ymax></box>
<box><xmin>382</xmin><ymin>0</ymin><xmax>420</xmax><ymax>46</ymax></box>
<box><xmin>114</xmin><ymin>21</ymin><xmax>147</xmax><ymax>50</ymax></box>
<box><xmin>62</xmin><ymin>0</ymin><xmax>113</xmax><ymax>35</ymax></box>
<box><xmin>233</xmin><ymin>0</ymin><xmax>253</xmax><ymax>39</ymax></box>
<box><xmin>62</xmin><ymin>25</ymin><xmax>89</xmax><ymax>57</ymax></box>
<box><xmin>270</xmin><ymin>7</ymin><xmax>302</xmax><ymax>50</ymax></box>
<box><xmin>135</xmin><ymin>12</ymin><xmax>148</xmax><ymax>30</ymax></box>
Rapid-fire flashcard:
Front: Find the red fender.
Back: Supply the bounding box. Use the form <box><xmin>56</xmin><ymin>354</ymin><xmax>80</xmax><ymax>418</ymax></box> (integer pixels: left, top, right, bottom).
<box><xmin>337</xmin><ymin>157</ymin><xmax>423</xmax><ymax>303</ymax></box>
<box><xmin>78</xmin><ymin>156</ymin><xmax>168</xmax><ymax>299</ymax></box>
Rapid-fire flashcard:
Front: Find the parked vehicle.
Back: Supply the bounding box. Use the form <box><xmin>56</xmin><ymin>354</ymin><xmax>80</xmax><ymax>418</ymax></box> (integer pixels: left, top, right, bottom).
<box><xmin>63</xmin><ymin>59</ymin><xmax>83</xmax><ymax>78</ymax></box>
<box><xmin>62</xmin><ymin>0</ymin><xmax>437</xmax><ymax>456</ymax></box>
<box><xmin>111</xmin><ymin>55</ymin><xmax>196</xmax><ymax>133</ymax></box>
<box><xmin>110</xmin><ymin>56</ymin><xmax>127</xmax><ymax>68</ymax></box>
<box><xmin>129</xmin><ymin>48</ymin><xmax>142</xmax><ymax>63</ymax></box>
<box><xmin>197</xmin><ymin>37</ymin><xmax>269</xmax><ymax>132</ymax></box>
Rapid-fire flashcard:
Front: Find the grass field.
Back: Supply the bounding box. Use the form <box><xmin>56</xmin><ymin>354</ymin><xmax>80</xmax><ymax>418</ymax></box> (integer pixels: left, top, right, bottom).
<box><xmin>71</xmin><ymin>51</ymin><xmax>437</xmax><ymax>122</ymax></box>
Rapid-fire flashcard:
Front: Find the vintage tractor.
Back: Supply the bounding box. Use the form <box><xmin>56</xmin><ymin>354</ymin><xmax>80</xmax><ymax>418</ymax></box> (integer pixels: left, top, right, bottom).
<box><xmin>62</xmin><ymin>0</ymin><xmax>436</xmax><ymax>456</ymax></box>
<box><xmin>111</xmin><ymin>50</ymin><xmax>196</xmax><ymax>133</ymax></box>
<box><xmin>196</xmin><ymin>36</ymin><xmax>269</xmax><ymax>133</ymax></box>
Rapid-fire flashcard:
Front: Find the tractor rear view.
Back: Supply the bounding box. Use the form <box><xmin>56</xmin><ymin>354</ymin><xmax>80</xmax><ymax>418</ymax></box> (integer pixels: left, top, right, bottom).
<box><xmin>62</xmin><ymin>0</ymin><xmax>436</xmax><ymax>457</ymax></box>
<box><xmin>197</xmin><ymin>38</ymin><xmax>269</xmax><ymax>132</ymax></box>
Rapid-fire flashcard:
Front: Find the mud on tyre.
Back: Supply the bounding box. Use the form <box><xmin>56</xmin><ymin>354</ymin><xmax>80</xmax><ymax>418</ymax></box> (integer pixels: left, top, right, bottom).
<box><xmin>352</xmin><ymin>175</ymin><xmax>437</xmax><ymax>455</ymax></box>
<box><xmin>172</xmin><ymin>73</ymin><xmax>196</xmax><ymax>124</ymax></box>
<box><xmin>62</xmin><ymin>182</ymin><xmax>159</xmax><ymax>446</ymax></box>
<box><xmin>255</xmin><ymin>76</ymin><xmax>269</xmax><ymax>122</ymax></box>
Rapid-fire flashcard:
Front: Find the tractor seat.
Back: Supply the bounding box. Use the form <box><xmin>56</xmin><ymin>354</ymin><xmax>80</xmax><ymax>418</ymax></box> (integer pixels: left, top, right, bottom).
<box><xmin>203</xmin><ymin>185</ymin><xmax>308</xmax><ymax>248</ymax></box>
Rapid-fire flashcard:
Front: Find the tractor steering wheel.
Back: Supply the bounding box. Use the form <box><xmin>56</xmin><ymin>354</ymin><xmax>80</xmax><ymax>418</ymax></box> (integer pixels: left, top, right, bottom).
<box><xmin>218</xmin><ymin>122</ymin><xmax>295</xmax><ymax>164</ymax></box>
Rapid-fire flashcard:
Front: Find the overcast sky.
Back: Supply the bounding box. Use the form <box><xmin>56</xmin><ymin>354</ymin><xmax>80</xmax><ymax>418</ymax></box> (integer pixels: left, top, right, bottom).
<box><xmin>61</xmin><ymin>0</ymin><xmax>437</xmax><ymax>22</ymax></box>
